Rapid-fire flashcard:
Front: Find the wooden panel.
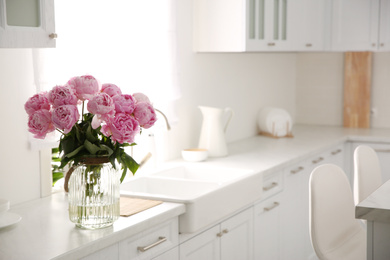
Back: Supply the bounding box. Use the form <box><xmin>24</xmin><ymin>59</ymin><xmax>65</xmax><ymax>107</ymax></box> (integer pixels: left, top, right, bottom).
<box><xmin>343</xmin><ymin>52</ymin><xmax>372</xmax><ymax>128</ymax></box>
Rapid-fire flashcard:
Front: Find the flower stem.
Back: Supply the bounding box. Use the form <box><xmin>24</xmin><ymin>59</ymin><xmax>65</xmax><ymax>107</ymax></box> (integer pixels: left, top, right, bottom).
<box><xmin>82</xmin><ymin>101</ymin><xmax>85</xmax><ymax>122</ymax></box>
<box><xmin>56</xmin><ymin>129</ymin><xmax>65</xmax><ymax>135</ymax></box>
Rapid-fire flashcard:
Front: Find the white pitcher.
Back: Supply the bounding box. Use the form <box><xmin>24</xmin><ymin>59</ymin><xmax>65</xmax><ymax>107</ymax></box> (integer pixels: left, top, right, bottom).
<box><xmin>198</xmin><ymin>106</ymin><xmax>233</xmax><ymax>157</ymax></box>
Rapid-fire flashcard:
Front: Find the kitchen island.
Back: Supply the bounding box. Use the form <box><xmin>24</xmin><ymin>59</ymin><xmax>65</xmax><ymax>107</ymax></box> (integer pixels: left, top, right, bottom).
<box><xmin>356</xmin><ymin>179</ymin><xmax>390</xmax><ymax>260</ymax></box>
<box><xmin>2</xmin><ymin>125</ymin><xmax>390</xmax><ymax>259</ymax></box>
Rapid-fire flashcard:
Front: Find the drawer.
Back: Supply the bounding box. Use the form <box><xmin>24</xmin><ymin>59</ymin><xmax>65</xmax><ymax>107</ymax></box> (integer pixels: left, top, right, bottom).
<box><xmin>119</xmin><ymin>218</ymin><xmax>179</xmax><ymax>260</ymax></box>
<box><xmin>261</xmin><ymin>171</ymin><xmax>283</xmax><ymax>200</ymax></box>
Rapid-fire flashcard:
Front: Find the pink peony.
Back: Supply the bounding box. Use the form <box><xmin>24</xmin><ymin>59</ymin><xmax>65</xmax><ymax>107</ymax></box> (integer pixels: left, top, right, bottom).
<box><xmin>48</xmin><ymin>85</ymin><xmax>78</xmax><ymax>107</ymax></box>
<box><xmin>101</xmin><ymin>113</ymin><xmax>140</xmax><ymax>144</ymax></box>
<box><xmin>27</xmin><ymin>109</ymin><xmax>55</xmax><ymax>139</ymax></box>
<box><xmin>101</xmin><ymin>83</ymin><xmax>122</xmax><ymax>97</ymax></box>
<box><xmin>24</xmin><ymin>93</ymin><xmax>51</xmax><ymax>115</ymax></box>
<box><xmin>133</xmin><ymin>93</ymin><xmax>151</xmax><ymax>104</ymax></box>
<box><xmin>87</xmin><ymin>93</ymin><xmax>115</xmax><ymax>116</ymax></box>
<box><xmin>52</xmin><ymin>105</ymin><xmax>80</xmax><ymax>134</ymax></box>
<box><xmin>133</xmin><ymin>102</ymin><xmax>157</xmax><ymax>129</ymax></box>
<box><xmin>113</xmin><ymin>94</ymin><xmax>136</xmax><ymax>114</ymax></box>
<box><xmin>68</xmin><ymin>75</ymin><xmax>99</xmax><ymax>101</ymax></box>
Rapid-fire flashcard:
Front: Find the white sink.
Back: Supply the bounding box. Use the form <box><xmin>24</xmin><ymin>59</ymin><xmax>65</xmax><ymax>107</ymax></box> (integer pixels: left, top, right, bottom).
<box><xmin>120</xmin><ymin>165</ymin><xmax>263</xmax><ymax>233</ymax></box>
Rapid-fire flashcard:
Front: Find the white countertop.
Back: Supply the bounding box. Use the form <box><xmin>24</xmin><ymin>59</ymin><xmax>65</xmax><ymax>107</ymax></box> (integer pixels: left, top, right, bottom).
<box><xmin>0</xmin><ymin>192</ymin><xmax>185</xmax><ymax>260</ymax></box>
<box><xmin>2</xmin><ymin>124</ymin><xmax>390</xmax><ymax>259</ymax></box>
<box><xmin>356</xmin><ymin>178</ymin><xmax>390</xmax><ymax>223</ymax></box>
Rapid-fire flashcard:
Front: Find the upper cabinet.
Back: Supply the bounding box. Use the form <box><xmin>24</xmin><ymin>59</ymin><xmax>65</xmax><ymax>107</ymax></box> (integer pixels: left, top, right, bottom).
<box><xmin>246</xmin><ymin>0</ymin><xmax>292</xmax><ymax>51</ymax></box>
<box><xmin>194</xmin><ymin>0</ymin><xmax>294</xmax><ymax>52</ymax></box>
<box><xmin>0</xmin><ymin>0</ymin><xmax>56</xmax><ymax>48</ymax></box>
<box><xmin>331</xmin><ymin>0</ymin><xmax>378</xmax><ymax>51</ymax></box>
<box><xmin>194</xmin><ymin>0</ymin><xmax>390</xmax><ymax>52</ymax></box>
<box><xmin>331</xmin><ymin>0</ymin><xmax>390</xmax><ymax>52</ymax></box>
<box><xmin>290</xmin><ymin>0</ymin><xmax>329</xmax><ymax>51</ymax></box>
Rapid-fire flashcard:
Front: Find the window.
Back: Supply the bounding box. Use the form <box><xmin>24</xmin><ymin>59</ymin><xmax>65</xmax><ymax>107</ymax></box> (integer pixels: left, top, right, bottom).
<box><xmin>33</xmin><ymin>0</ymin><xmax>180</xmax><ymax>194</ymax></box>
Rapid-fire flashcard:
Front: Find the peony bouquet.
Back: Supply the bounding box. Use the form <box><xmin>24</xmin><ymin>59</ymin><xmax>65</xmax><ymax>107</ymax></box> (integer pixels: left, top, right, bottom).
<box><xmin>25</xmin><ymin>75</ymin><xmax>157</xmax><ymax>185</ymax></box>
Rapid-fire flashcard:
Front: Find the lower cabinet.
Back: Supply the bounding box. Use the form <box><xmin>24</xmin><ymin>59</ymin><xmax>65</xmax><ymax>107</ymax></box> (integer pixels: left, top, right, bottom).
<box><xmin>118</xmin><ymin>218</ymin><xmax>179</xmax><ymax>260</ymax></box>
<box><xmin>254</xmin><ymin>193</ymin><xmax>283</xmax><ymax>259</ymax></box>
<box><xmin>152</xmin><ymin>247</ymin><xmax>179</xmax><ymax>260</ymax></box>
<box><xmin>180</xmin><ymin>207</ymin><xmax>254</xmax><ymax>260</ymax></box>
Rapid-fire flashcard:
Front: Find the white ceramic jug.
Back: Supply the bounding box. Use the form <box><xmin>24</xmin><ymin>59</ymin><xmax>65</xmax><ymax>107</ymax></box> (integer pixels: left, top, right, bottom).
<box><xmin>198</xmin><ymin>106</ymin><xmax>233</xmax><ymax>157</ymax></box>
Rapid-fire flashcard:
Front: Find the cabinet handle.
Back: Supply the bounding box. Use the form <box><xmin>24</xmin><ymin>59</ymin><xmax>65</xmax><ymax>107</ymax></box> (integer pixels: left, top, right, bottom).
<box><xmin>331</xmin><ymin>149</ymin><xmax>342</xmax><ymax>155</ymax></box>
<box><xmin>305</xmin><ymin>43</ymin><xmax>312</xmax><ymax>47</ymax></box>
<box><xmin>381</xmin><ymin>43</ymin><xmax>384</xmax><ymax>47</ymax></box>
<box><xmin>264</xmin><ymin>202</ymin><xmax>280</xmax><ymax>212</ymax></box>
<box><xmin>263</xmin><ymin>182</ymin><xmax>278</xmax><ymax>191</ymax></box>
<box><xmin>49</xmin><ymin>33</ymin><xmax>58</xmax><ymax>39</ymax></box>
<box><xmin>137</xmin><ymin>236</ymin><xmax>167</xmax><ymax>252</ymax></box>
<box><xmin>312</xmin><ymin>157</ymin><xmax>324</xmax><ymax>164</ymax></box>
<box><xmin>268</xmin><ymin>42</ymin><xmax>275</xmax><ymax>46</ymax></box>
<box><xmin>374</xmin><ymin>149</ymin><xmax>390</xmax><ymax>153</ymax></box>
<box><xmin>372</xmin><ymin>43</ymin><xmax>376</xmax><ymax>47</ymax></box>
<box><xmin>290</xmin><ymin>166</ymin><xmax>304</xmax><ymax>174</ymax></box>
<box><xmin>216</xmin><ymin>229</ymin><xmax>229</xmax><ymax>237</ymax></box>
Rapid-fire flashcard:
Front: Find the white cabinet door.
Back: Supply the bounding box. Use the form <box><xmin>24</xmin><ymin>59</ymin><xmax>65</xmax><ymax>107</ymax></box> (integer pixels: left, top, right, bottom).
<box><xmin>119</xmin><ymin>218</ymin><xmax>179</xmax><ymax>260</ymax></box>
<box><xmin>180</xmin><ymin>225</ymin><xmax>220</xmax><ymax>260</ymax></box>
<box><xmin>221</xmin><ymin>207</ymin><xmax>254</xmax><ymax>260</ymax></box>
<box><xmin>0</xmin><ymin>0</ymin><xmax>56</xmax><ymax>48</ymax></box>
<box><xmin>81</xmin><ymin>244</ymin><xmax>119</xmax><ymax>260</ymax></box>
<box><xmin>281</xmin><ymin>161</ymin><xmax>309</xmax><ymax>260</ymax></box>
<box><xmin>331</xmin><ymin>0</ymin><xmax>379</xmax><ymax>51</ymax></box>
<box><xmin>291</xmin><ymin>0</ymin><xmax>328</xmax><ymax>51</ymax></box>
<box><xmin>378</xmin><ymin>0</ymin><xmax>390</xmax><ymax>51</ymax></box>
<box><xmin>246</xmin><ymin>0</ymin><xmax>292</xmax><ymax>51</ymax></box>
<box><xmin>180</xmin><ymin>208</ymin><xmax>253</xmax><ymax>260</ymax></box>
<box><xmin>254</xmin><ymin>193</ymin><xmax>282</xmax><ymax>260</ymax></box>
<box><xmin>152</xmin><ymin>247</ymin><xmax>179</xmax><ymax>260</ymax></box>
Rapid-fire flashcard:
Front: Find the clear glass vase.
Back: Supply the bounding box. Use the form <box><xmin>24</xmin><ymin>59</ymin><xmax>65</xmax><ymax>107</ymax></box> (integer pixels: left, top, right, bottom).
<box><xmin>67</xmin><ymin>157</ymin><xmax>120</xmax><ymax>229</ymax></box>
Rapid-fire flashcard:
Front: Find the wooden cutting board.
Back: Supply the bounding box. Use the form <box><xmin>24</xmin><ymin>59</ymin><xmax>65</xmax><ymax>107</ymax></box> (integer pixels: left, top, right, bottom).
<box><xmin>120</xmin><ymin>196</ymin><xmax>163</xmax><ymax>217</ymax></box>
<box><xmin>343</xmin><ymin>52</ymin><xmax>372</xmax><ymax>128</ymax></box>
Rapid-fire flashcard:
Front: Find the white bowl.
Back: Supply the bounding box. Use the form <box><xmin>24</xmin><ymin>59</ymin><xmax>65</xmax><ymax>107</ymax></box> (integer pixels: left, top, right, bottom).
<box><xmin>182</xmin><ymin>149</ymin><xmax>208</xmax><ymax>162</ymax></box>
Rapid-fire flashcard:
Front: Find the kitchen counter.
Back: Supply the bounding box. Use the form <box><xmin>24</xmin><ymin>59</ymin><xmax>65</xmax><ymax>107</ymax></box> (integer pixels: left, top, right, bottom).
<box><xmin>356</xmin><ymin>179</ymin><xmax>390</xmax><ymax>260</ymax></box>
<box><xmin>2</xmin><ymin>124</ymin><xmax>390</xmax><ymax>259</ymax></box>
<box><xmin>0</xmin><ymin>192</ymin><xmax>185</xmax><ymax>260</ymax></box>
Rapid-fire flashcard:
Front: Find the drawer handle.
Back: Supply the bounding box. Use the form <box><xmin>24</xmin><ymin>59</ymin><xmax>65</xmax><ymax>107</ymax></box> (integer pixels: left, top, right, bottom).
<box><xmin>217</xmin><ymin>229</ymin><xmax>229</xmax><ymax>237</ymax></box>
<box><xmin>137</xmin><ymin>236</ymin><xmax>167</xmax><ymax>252</ymax></box>
<box><xmin>312</xmin><ymin>157</ymin><xmax>324</xmax><ymax>164</ymax></box>
<box><xmin>306</xmin><ymin>43</ymin><xmax>312</xmax><ymax>47</ymax></box>
<box><xmin>268</xmin><ymin>42</ymin><xmax>275</xmax><ymax>46</ymax></box>
<box><xmin>374</xmin><ymin>149</ymin><xmax>390</xmax><ymax>153</ymax></box>
<box><xmin>264</xmin><ymin>202</ymin><xmax>280</xmax><ymax>212</ymax></box>
<box><xmin>290</xmin><ymin>166</ymin><xmax>304</xmax><ymax>174</ymax></box>
<box><xmin>263</xmin><ymin>182</ymin><xmax>278</xmax><ymax>191</ymax></box>
<box><xmin>331</xmin><ymin>149</ymin><xmax>342</xmax><ymax>155</ymax></box>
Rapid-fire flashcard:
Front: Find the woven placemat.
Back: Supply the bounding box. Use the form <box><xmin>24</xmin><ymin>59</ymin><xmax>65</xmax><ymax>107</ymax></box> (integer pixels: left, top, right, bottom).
<box><xmin>120</xmin><ymin>196</ymin><xmax>163</xmax><ymax>217</ymax></box>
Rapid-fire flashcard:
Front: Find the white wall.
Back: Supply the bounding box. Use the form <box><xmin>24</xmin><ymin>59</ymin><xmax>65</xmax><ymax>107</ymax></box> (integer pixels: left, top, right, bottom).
<box><xmin>0</xmin><ymin>49</ymin><xmax>41</xmax><ymax>206</ymax></box>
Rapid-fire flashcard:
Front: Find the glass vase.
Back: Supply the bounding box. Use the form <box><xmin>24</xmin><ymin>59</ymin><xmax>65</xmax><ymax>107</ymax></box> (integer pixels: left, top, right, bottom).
<box><xmin>67</xmin><ymin>157</ymin><xmax>120</xmax><ymax>229</ymax></box>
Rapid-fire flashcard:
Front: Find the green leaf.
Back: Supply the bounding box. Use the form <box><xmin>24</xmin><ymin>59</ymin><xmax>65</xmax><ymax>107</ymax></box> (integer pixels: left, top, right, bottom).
<box><xmin>100</xmin><ymin>144</ymin><xmax>114</xmax><ymax>156</ymax></box>
<box><xmin>86</xmin><ymin>123</ymin><xmax>97</xmax><ymax>143</ymax></box>
<box><xmin>120</xmin><ymin>167</ymin><xmax>127</xmax><ymax>183</ymax></box>
<box><xmin>121</xmin><ymin>152</ymin><xmax>139</xmax><ymax>175</ymax></box>
<box><xmin>64</xmin><ymin>145</ymin><xmax>84</xmax><ymax>158</ymax></box>
<box><xmin>84</xmin><ymin>140</ymin><xmax>101</xmax><ymax>155</ymax></box>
